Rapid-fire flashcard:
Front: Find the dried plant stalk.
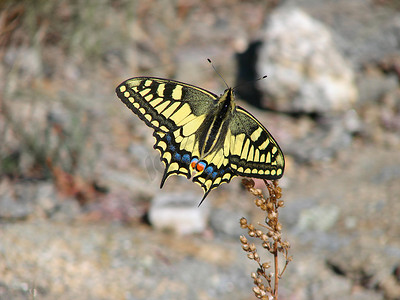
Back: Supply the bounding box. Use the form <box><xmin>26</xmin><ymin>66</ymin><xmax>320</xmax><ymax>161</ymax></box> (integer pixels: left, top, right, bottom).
<box><xmin>240</xmin><ymin>179</ymin><xmax>292</xmax><ymax>300</ymax></box>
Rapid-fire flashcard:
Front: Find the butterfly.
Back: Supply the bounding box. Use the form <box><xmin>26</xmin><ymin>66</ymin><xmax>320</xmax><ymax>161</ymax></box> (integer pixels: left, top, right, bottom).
<box><xmin>116</xmin><ymin>77</ymin><xmax>284</xmax><ymax>205</ymax></box>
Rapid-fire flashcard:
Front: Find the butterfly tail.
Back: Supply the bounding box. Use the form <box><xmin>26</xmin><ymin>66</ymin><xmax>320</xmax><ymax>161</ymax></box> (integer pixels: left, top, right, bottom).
<box><xmin>197</xmin><ymin>190</ymin><xmax>211</xmax><ymax>207</ymax></box>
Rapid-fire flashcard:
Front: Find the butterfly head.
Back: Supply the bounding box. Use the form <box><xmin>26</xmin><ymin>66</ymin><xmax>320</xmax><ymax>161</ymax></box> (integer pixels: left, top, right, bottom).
<box><xmin>222</xmin><ymin>87</ymin><xmax>234</xmax><ymax>97</ymax></box>
<box><xmin>218</xmin><ymin>88</ymin><xmax>236</xmax><ymax>112</ymax></box>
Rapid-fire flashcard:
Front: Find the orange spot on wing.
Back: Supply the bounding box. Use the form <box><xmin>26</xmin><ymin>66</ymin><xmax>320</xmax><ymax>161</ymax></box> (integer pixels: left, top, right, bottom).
<box><xmin>196</xmin><ymin>163</ymin><xmax>205</xmax><ymax>172</ymax></box>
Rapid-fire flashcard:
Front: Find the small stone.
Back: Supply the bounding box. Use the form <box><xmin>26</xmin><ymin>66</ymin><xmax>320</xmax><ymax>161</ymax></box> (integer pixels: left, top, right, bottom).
<box><xmin>209</xmin><ymin>208</ymin><xmax>245</xmax><ymax>238</ymax></box>
<box><xmin>297</xmin><ymin>205</ymin><xmax>340</xmax><ymax>232</ymax></box>
<box><xmin>357</xmin><ymin>73</ymin><xmax>399</xmax><ymax>104</ymax></box>
<box><xmin>50</xmin><ymin>198</ymin><xmax>81</xmax><ymax>221</ymax></box>
<box><xmin>285</xmin><ymin>116</ymin><xmax>354</xmax><ymax>162</ymax></box>
<box><xmin>148</xmin><ymin>193</ymin><xmax>209</xmax><ymax>235</ymax></box>
<box><xmin>0</xmin><ymin>179</ymin><xmax>33</xmax><ymax>220</ymax></box>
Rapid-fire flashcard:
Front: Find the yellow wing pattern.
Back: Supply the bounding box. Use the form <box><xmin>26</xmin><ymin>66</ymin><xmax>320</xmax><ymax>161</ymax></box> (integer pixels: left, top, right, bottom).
<box><xmin>116</xmin><ymin>77</ymin><xmax>284</xmax><ymax>203</ymax></box>
<box><xmin>229</xmin><ymin>107</ymin><xmax>284</xmax><ymax>178</ymax></box>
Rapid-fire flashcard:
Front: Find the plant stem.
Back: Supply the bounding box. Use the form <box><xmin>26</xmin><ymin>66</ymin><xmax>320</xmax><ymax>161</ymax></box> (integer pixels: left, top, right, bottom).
<box><xmin>274</xmin><ymin>240</ymin><xmax>279</xmax><ymax>299</ymax></box>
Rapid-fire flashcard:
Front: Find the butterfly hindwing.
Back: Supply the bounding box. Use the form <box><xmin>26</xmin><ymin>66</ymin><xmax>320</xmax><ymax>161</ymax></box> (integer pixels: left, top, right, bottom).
<box><xmin>153</xmin><ymin>130</ymin><xmax>192</xmax><ymax>186</ymax></box>
<box><xmin>192</xmin><ymin>152</ymin><xmax>236</xmax><ymax>202</ymax></box>
<box><xmin>228</xmin><ymin>107</ymin><xmax>284</xmax><ymax>179</ymax></box>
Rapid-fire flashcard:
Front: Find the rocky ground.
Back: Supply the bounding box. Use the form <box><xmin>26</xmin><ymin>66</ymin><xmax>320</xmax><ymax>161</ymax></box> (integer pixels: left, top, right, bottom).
<box><xmin>1</xmin><ymin>1</ymin><xmax>400</xmax><ymax>299</ymax></box>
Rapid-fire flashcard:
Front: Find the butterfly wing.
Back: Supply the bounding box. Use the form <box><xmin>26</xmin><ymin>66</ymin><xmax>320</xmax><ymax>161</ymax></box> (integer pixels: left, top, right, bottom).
<box><xmin>116</xmin><ymin>77</ymin><xmax>218</xmax><ymax>132</ymax></box>
<box><xmin>116</xmin><ymin>77</ymin><xmax>218</xmax><ymax>187</ymax></box>
<box><xmin>191</xmin><ymin>122</ymin><xmax>236</xmax><ymax>203</ymax></box>
<box><xmin>190</xmin><ymin>105</ymin><xmax>285</xmax><ymax>204</ymax></box>
<box><xmin>228</xmin><ymin>106</ymin><xmax>285</xmax><ymax>179</ymax></box>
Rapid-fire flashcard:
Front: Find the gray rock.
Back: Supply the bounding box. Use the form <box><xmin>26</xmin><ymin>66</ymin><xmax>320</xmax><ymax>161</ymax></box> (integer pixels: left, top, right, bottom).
<box><xmin>286</xmin><ymin>115</ymin><xmax>354</xmax><ymax>162</ymax></box>
<box><xmin>257</xmin><ymin>7</ymin><xmax>357</xmax><ymax>113</ymax></box>
<box><xmin>35</xmin><ymin>183</ymin><xmax>59</xmax><ymax>216</ymax></box>
<box><xmin>50</xmin><ymin>198</ymin><xmax>81</xmax><ymax>221</ymax></box>
<box><xmin>287</xmin><ymin>0</ymin><xmax>400</xmax><ymax>68</ymax></box>
<box><xmin>308</xmin><ymin>274</ymin><xmax>353</xmax><ymax>300</ymax></box>
<box><xmin>209</xmin><ymin>208</ymin><xmax>244</xmax><ymax>238</ymax></box>
<box><xmin>148</xmin><ymin>193</ymin><xmax>210</xmax><ymax>235</ymax></box>
<box><xmin>373</xmin><ymin>164</ymin><xmax>400</xmax><ymax>184</ymax></box>
<box><xmin>297</xmin><ymin>205</ymin><xmax>340</xmax><ymax>232</ymax></box>
<box><xmin>0</xmin><ymin>180</ymin><xmax>49</xmax><ymax>220</ymax></box>
<box><xmin>0</xmin><ymin>179</ymin><xmax>79</xmax><ymax>221</ymax></box>
<box><xmin>279</xmin><ymin>197</ymin><xmax>316</xmax><ymax>229</ymax></box>
<box><xmin>308</xmin><ymin>274</ymin><xmax>384</xmax><ymax>300</ymax></box>
<box><xmin>327</xmin><ymin>237</ymin><xmax>400</xmax><ymax>299</ymax></box>
<box><xmin>0</xmin><ymin>181</ymin><xmax>33</xmax><ymax>220</ymax></box>
<box><xmin>357</xmin><ymin>73</ymin><xmax>399</xmax><ymax>104</ymax></box>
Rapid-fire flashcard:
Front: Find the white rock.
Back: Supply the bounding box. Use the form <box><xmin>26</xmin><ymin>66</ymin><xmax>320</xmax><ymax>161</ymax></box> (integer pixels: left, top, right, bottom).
<box><xmin>148</xmin><ymin>193</ymin><xmax>210</xmax><ymax>235</ymax></box>
<box><xmin>257</xmin><ymin>7</ymin><xmax>357</xmax><ymax>113</ymax></box>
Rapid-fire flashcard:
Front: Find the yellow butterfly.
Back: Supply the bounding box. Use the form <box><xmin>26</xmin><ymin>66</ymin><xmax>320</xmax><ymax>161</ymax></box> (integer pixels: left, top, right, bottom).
<box><xmin>116</xmin><ymin>77</ymin><xmax>284</xmax><ymax>204</ymax></box>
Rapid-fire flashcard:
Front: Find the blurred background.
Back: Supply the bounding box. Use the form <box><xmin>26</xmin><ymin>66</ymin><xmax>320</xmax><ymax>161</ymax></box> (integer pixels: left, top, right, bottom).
<box><xmin>1</xmin><ymin>0</ymin><xmax>400</xmax><ymax>299</ymax></box>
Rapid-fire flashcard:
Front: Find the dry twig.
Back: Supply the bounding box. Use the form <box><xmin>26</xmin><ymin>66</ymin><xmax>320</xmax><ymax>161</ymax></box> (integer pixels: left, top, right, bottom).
<box><xmin>240</xmin><ymin>179</ymin><xmax>292</xmax><ymax>300</ymax></box>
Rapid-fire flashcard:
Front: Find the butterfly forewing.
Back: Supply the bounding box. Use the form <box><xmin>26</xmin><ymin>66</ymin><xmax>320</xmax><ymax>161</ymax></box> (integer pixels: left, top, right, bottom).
<box><xmin>116</xmin><ymin>77</ymin><xmax>217</xmax><ymax>132</ymax></box>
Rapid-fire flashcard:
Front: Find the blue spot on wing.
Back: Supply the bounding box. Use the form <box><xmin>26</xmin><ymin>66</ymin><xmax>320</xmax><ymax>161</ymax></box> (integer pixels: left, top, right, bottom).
<box><xmin>205</xmin><ymin>166</ymin><xmax>213</xmax><ymax>175</ymax></box>
<box><xmin>182</xmin><ymin>154</ymin><xmax>190</xmax><ymax>164</ymax></box>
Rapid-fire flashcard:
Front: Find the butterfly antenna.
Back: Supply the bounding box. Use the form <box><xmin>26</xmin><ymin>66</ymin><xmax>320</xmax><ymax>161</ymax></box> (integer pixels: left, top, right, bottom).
<box><xmin>233</xmin><ymin>75</ymin><xmax>268</xmax><ymax>91</ymax></box>
<box><xmin>207</xmin><ymin>58</ymin><xmax>229</xmax><ymax>89</ymax></box>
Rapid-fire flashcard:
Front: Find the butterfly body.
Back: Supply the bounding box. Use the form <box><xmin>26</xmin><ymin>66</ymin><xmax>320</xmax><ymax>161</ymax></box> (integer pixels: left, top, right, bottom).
<box><xmin>116</xmin><ymin>77</ymin><xmax>284</xmax><ymax>203</ymax></box>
